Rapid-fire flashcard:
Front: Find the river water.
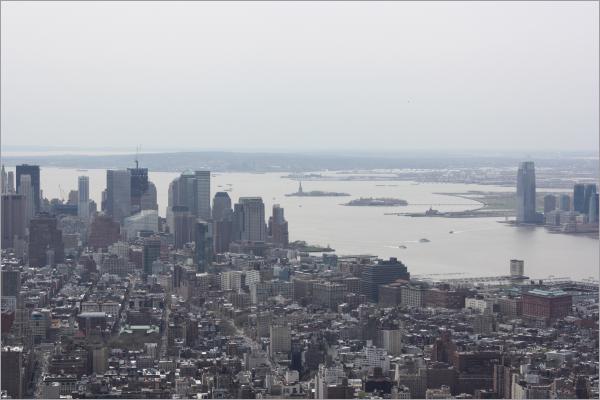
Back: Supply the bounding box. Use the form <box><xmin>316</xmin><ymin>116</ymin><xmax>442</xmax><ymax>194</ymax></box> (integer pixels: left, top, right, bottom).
<box><xmin>7</xmin><ymin>167</ymin><xmax>598</xmax><ymax>280</ymax></box>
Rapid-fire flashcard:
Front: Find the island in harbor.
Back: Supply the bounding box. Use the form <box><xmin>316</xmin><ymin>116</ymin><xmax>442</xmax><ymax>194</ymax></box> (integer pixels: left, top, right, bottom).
<box><xmin>344</xmin><ymin>197</ymin><xmax>408</xmax><ymax>206</ymax></box>
<box><xmin>285</xmin><ymin>182</ymin><xmax>350</xmax><ymax>197</ymax></box>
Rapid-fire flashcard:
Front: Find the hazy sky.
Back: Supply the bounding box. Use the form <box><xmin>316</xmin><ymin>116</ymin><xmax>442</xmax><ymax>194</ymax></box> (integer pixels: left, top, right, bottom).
<box><xmin>1</xmin><ymin>1</ymin><xmax>598</xmax><ymax>152</ymax></box>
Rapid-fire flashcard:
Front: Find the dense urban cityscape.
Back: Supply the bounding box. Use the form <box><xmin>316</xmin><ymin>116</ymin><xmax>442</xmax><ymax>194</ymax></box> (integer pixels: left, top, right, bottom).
<box><xmin>0</xmin><ymin>159</ymin><xmax>598</xmax><ymax>399</ymax></box>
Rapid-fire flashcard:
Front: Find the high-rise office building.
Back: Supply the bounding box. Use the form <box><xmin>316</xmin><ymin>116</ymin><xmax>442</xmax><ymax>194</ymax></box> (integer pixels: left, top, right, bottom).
<box><xmin>195</xmin><ymin>171</ymin><xmax>211</xmax><ymax>220</ymax></box>
<box><xmin>0</xmin><ymin>165</ymin><xmax>7</xmax><ymax>194</ymax></box>
<box><xmin>559</xmin><ymin>194</ymin><xmax>571</xmax><ymax>211</ymax></box>
<box><xmin>194</xmin><ymin>220</ymin><xmax>212</xmax><ymax>272</ymax></box>
<box><xmin>6</xmin><ymin>171</ymin><xmax>15</xmax><ymax>194</ymax></box>
<box><xmin>142</xmin><ymin>236</ymin><xmax>162</xmax><ymax>275</ymax></box>
<box><xmin>167</xmin><ymin>170</ymin><xmax>211</xmax><ymax>222</ymax></box>
<box><xmin>573</xmin><ymin>183</ymin><xmax>586</xmax><ymax>213</ymax></box>
<box><xmin>361</xmin><ymin>257</ymin><xmax>410</xmax><ymax>303</ymax></box>
<box><xmin>269</xmin><ymin>324</ymin><xmax>291</xmax><ymax>356</ymax></box>
<box><xmin>88</xmin><ymin>215</ymin><xmax>121</xmax><ymax>249</ymax></box>
<box><xmin>589</xmin><ymin>193</ymin><xmax>599</xmax><ymax>223</ymax></box>
<box><xmin>18</xmin><ymin>174</ymin><xmax>35</xmax><ymax>225</ymax></box>
<box><xmin>1</xmin><ymin>346</ymin><xmax>23</xmax><ymax>399</ymax></box>
<box><xmin>543</xmin><ymin>195</ymin><xmax>556</xmax><ymax>213</ymax></box>
<box><xmin>106</xmin><ymin>170</ymin><xmax>132</xmax><ymax>222</ymax></box>
<box><xmin>516</xmin><ymin>161</ymin><xmax>537</xmax><ymax>223</ymax></box>
<box><xmin>213</xmin><ymin>219</ymin><xmax>233</xmax><ymax>254</ymax></box>
<box><xmin>16</xmin><ymin>164</ymin><xmax>40</xmax><ymax>212</ymax></box>
<box><xmin>128</xmin><ymin>165</ymin><xmax>149</xmax><ymax>214</ymax></box>
<box><xmin>583</xmin><ymin>184</ymin><xmax>597</xmax><ymax>216</ymax></box>
<box><xmin>78</xmin><ymin>176</ymin><xmax>90</xmax><ymax>221</ymax></box>
<box><xmin>269</xmin><ymin>204</ymin><xmax>289</xmax><ymax>247</ymax></box>
<box><xmin>140</xmin><ymin>181</ymin><xmax>158</xmax><ymax>211</ymax></box>
<box><xmin>28</xmin><ymin>213</ymin><xmax>64</xmax><ymax>267</ymax></box>
<box><xmin>172</xmin><ymin>206</ymin><xmax>194</xmax><ymax>249</ymax></box>
<box><xmin>1</xmin><ymin>194</ymin><xmax>26</xmax><ymax>249</ymax></box>
<box><xmin>237</xmin><ymin>197</ymin><xmax>267</xmax><ymax>242</ymax></box>
<box><xmin>212</xmin><ymin>192</ymin><xmax>232</xmax><ymax>221</ymax></box>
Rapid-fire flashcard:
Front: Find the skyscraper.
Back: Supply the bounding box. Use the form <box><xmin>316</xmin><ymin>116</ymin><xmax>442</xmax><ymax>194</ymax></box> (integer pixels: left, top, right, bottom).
<box><xmin>194</xmin><ymin>220</ymin><xmax>212</xmax><ymax>272</ymax></box>
<box><xmin>0</xmin><ymin>165</ymin><xmax>7</xmax><ymax>194</ymax></box>
<box><xmin>361</xmin><ymin>257</ymin><xmax>410</xmax><ymax>303</ymax></box>
<box><xmin>589</xmin><ymin>193</ymin><xmax>599</xmax><ymax>223</ymax></box>
<box><xmin>543</xmin><ymin>195</ymin><xmax>556</xmax><ymax>213</ymax></box>
<box><xmin>142</xmin><ymin>236</ymin><xmax>162</xmax><ymax>275</ymax></box>
<box><xmin>6</xmin><ymin>171</ymin><xmax>15</xmax><ymax>194</ymax></box>
<box><xmin>167</xmin><ymin>170</ymin><xmax>211</xmax><ymax>223</ymax></box>
<box><xmin>583</xmin><ymin>184</ymin><xmax>597</xmax><ymax>216</ymax></box>
<box><xmin>28</xmin><ymin>213</ymin><xmax>64</xmax><ymax>267</ymax></box>
<box><xmin>516</xmin><ymin>161</ymin><xmax>537</xmax><ymax>223</ymax></box>
<box><xmin>195</xmin><ymin>171</ymin><xmax>211</xmax><ymax>220</ymax></box>
<box><xmin>78</xmin><ymin>176</ymin><xmax>90</xmax><ymax>221</ymax></box>
<box><xmin>18</xmin><ymin>174</ymin><xmax>35</xmax><ymax>225</ymax></box>
<box><xmin>269</xmin><ymin>204</ymin><xmax>289</xmax><ymax>247</ymax></box>
<box><xmin>1</xmin><ymin>194</ymin><xmax>26</xmax><ymax>249</ymax></box>
<box><xmin>140</xmin><ymin>181</ymin><xmax>158</xmax><ymax>211</ymax></box>
<box><xmin>237</xmin><ymin>197</ymin><xmax>267</xmax><ymax>242</ymax></box>
<box><xmin>128</xmin><ymin>165</ymin><xmax>149</xmax><ymax>214</ymax></box>
<box><xmin>172</xmin><ymin>206</ymin><xmax>194</xmax><ymax>249</ymax></box>
<box><xmin>212</xmin><ymin>192</ymin><xmax>232</xmax><ymax>221</ymax></box>
<box><xmin>16</xmin><ymin>164</ymin><xmax>40</xmax><ymax>212</ymax></box>
<box><xmin>106</xmin><ymin>170</ymin><xmax>132</xmax><ymax>222</ymax></box>
<box><xmin>559</xmin><ymin>194</ymin><xmax>571</xmax><ymax>211</ymax></box>
<box><xmin>573</xmin><ymin>183</ymin><xmax>586</xmax><ymax>213</ymax></box>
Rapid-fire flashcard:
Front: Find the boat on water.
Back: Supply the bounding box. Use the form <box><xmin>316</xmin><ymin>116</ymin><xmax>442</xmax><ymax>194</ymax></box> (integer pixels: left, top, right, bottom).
<box><xmin>419</xmin><ymin>238</ymin><xmax>430</xmax><ymax>243</ymax></box>
<box><xmin>398</xmin><ymin>245</ymin><xmax>407</xmax><ymax>249</ymax></box>
<box><xmin>449</xmin><ymin>230</ymin><xmax>454</xmax><ymax>234</ymax></box>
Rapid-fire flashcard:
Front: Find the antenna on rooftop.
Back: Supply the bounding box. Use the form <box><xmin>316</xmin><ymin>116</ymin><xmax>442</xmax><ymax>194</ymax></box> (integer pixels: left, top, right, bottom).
<box><xmin>135</xmin><ymin>145</ymin><xmax>140</xmax><ymax>169</ymax></box>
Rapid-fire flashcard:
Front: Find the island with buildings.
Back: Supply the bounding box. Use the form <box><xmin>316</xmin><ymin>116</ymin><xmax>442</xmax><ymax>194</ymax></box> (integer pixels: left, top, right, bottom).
<box><xmin>344</xmin><ymin>197</ymin><xmax>408</xmax><ymax>207</ymax></box>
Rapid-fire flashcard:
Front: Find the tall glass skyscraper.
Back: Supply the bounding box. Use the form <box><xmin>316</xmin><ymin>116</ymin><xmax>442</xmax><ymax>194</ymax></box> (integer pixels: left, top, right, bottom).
<box><xmin>106</xmin><ymin>170</ymin><xmax>132</xmax><ymax>223</ymax></box>
<box><xmin>16</xmin><ymin>164</ymin><xmax>40</xmax><ymax>212</ymax></box>
<box><xmin>78</xmin><ymin>176</ymin><xmax>90</xmax><ymax>221</ymax></box>
<box><xmin>573</xmin><ymin>184</ymin><xmax>586</xmax><ymax>213</ymax></box>
<box><xmin>516</xmin><ymin>161</ymin><xmax>537</xmax><ymax>223</ymax></box>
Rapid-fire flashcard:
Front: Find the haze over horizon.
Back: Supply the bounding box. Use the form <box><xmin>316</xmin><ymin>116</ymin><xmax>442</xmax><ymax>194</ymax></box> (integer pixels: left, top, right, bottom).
<box><xmin>2</xmin><ymin>1</ymin><xmax>598</xmax><ymax>152</ymax></box>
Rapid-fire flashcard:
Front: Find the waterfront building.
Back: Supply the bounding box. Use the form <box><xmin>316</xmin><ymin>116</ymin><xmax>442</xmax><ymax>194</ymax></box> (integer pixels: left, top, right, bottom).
<box><xmin>516</xmin><ymin>161</ymin><xmax>537</xmax><ymax>223</ymax></box>
<box><xmin>1</xmin><ymin>194</ymin><xmax>26</xmax><ymax>249</ymax></box>
<box><xmin>361</xmin><ymin>257</ymin><xmax>410</xmax><ymax>303</ymax></box>
<box><xmin>589</xmin><ymin>193</ymin><xmax>599</xmax><ymax>223</ymax></box>
<box><xmin>106</xmin><ymin>169</ymin><xmax>132</xmax><ymax>223</ymax></box>
<box><xmin>543</xmin><ymin>194</ymin><xmax>556</xmax><ymax>213</ymax></box>
<box><xmin>559</xmin><ymin>194</ymin><xmax>571</xmax><ymax>211</ymax></box>
<box><xmin>78</xmin><ymin>176</ymin><xmax>90</xmax><ymax>221</ymax></box>
<box><xmin>583</xmin><ymin>184</ymin><xmax>597</xmax><ymax>216</ymax></box>
<box><xmin>16</xmin><ymin>164</ymin><xmax>40</xmax><ymax>212</ymax></box>
<box><xmin>28</xmin><ymin>213</ymin><xmax>64</xmax><ymax>267</ymax></box>
<box><xmin>509</xmin><ymin>259</ymin><xmax>524</xmax><ymax>277</ymax></box>
<box><xmin>573</xmin><ymin>183</ymin><xmax>586</xmax><ymax>213</ymax></box>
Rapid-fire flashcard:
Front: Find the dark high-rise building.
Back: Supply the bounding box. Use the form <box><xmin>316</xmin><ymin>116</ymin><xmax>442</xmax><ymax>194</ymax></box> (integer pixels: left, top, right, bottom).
<box><xmin>167</xmin><ymin>170</ymin><xmax>211</xmax><ymax>224</ymax></box>
<box><xmin>516</xmin><ymin>162</ymin><xmax>536</xmax><ymax>223</ymax></box>
<box><xmin>1</xmin><ymin>194</ymin><xmax>26</xmax><ymax>249</ymax></box>
<box><xmin>361</xmin><ymin>257</ymin><xmax>410</xmax><ymax>303</ymax></box>
<box><xmin>142</xmin><ymin>236</ymin><xmax>162</xmax><ymax>275</ymax></box>
<box><xmin>559</xmin><ymin>194</ymin><xmax>571</xmax><ymax>211</ymax></box>
<box><xmin>172</xmin><ymin>206</ymin><xmax>194</xmax><ymax>249</ymax></box>
<box><xmin>128</xmin><ymin>166</ymin><xmax>149</xmax><ymax>214</ymax></box>
<box><xmin>213</xmin><ymin>219</ymin><xmax>233</xmax><ymax>254</ymax></box>
<box><xmin>212</xmin><ymin>192</ymin><xmax>232</xmax><ymax>221</ymax></box>
<box><xmin>88</xmin><ymin>215</ymin><xmax>121</xmax><ymax>250</ymax></box>
<box><xmin>106</xmin><ymin>170</ymin><xmax>132</xmax><ymax>222</ymax></box>
<box><xmin>1</xmin><ymin>346</ymin><xmax>23</xmax><ymax>399</ymax></box>
<box><xmin>583</xmin><ymin>184</ymin><xmax>597</xmax><ymax>216</ymax></box>
<box><xmin>140</xmin><ymin>181</ymin><xmax>158</xmax><ymax>211</ymax></box>
<box><xmin>573</xmin><ymin>183</ymin><xmax>586</xmax><ymax>213</ymax></box>
<box><xmin>269</xmin><ymin>204</ymin><xmax>289</xmax><ymax>247</ymax></box>
<box><xmin>194</xmin><ymin>220</ymin><xmax>212</xmax><ymax>273</ymax></box>
<box><xmin>232</xmin><ymin>203</ymin><xmax>244</xmax><ymax>241</ymax></box>
<box><xmin>28</xmin><ymin>213</ymin><xmax>64</xmax><ymax>267</ymax></box>
<box><xmin>16</xmin><ymin>164</ymin><xmax>40</xmax><ymax>212</ymax></box>
<box><xmin>1</xmin><ymin>269</ymin><xmax>21</xmax><ymax>298</ymax></box>
<box><xmin>543</xmin><ymin>194</ymin><xmax>556</xmax><ymax>213</ymax></box>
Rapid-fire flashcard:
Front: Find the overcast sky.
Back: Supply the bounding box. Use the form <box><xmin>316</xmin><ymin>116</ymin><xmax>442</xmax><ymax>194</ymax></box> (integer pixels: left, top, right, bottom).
<box><xmin>1</xmin><ymin>1</ymin><xmax>598</xmax><ymax>153</ymax></box>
